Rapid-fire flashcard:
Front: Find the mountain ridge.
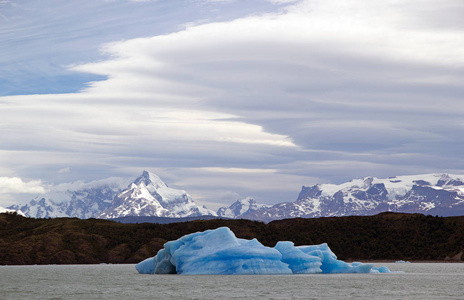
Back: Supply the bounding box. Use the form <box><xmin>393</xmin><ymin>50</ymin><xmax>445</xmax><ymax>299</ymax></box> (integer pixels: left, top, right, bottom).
<box><xmin>8</xmin><ymin>172</ymin><xmax>464</xmax><ymax>220</ymax></box>
<box><xmin>228</xmin><ymin>173</ymin><xmax>464</xmax><ymax>221</ymax></box>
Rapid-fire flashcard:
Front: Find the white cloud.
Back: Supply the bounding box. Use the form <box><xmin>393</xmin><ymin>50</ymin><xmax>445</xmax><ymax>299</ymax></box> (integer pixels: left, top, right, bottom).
<box><xmin>58</xmin><ymin>167</ymin><xmax>71</xmax><ymax>174</ymax></box>
<box><xmin>265</xmin><ymin>0</ymin><xmax>302</xmax><ymax>5</ymax></box>
<box><xmin>0</xmin><ymin>177</ymin><xmax>45</xmax><ymax>194</ymax></box>
<box><xmin>197</xmin><ymin>0</ymin><xmax>234</xmax><ymax>3</ymax></box>
<box><xmin>51</xmin><ymin>177</ymin><xmax>128</xmax><ymax>192</ymax></box>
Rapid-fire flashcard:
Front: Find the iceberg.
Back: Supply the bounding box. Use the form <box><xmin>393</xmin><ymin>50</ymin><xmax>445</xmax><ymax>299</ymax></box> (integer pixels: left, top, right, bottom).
<box><xmin>395</xmin><ymin>260</ymin><xmax>410</xmax><ymax>263</ymax></box>
<box><xmin>135</xmin><ymin>227</ymin><xmax>391</xmax><ymax>275</ymax></box>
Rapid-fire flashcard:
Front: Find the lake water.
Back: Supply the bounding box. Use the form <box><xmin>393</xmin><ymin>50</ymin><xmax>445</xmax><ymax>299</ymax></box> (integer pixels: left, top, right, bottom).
<box><xmin>0</xmin><ymin>263</ymin><xmax>463</xmax><ymax>299</ymax></box>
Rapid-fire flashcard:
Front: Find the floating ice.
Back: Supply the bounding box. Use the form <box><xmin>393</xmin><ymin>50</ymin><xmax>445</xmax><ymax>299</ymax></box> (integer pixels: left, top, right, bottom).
<box><xmin>395</xmin><ymin>260</ymin><xmax>411</xmax><ymax>263</ymax></box>
<box><xmin>135</xmin><ymin>227</ymin><xmax>391</xmax><ymax>275</ymax></box>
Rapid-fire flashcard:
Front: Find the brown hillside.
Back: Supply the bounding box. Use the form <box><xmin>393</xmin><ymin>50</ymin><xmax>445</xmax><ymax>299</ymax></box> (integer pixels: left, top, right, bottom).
<box><xmin>0</xmin><ymin>212</ymin><xmax>463</xmax><ymax>265</ymax></box>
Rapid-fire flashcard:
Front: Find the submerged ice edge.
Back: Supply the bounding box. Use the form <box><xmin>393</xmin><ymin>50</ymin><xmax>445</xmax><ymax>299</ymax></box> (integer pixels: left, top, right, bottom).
<box><xmin>135</xmin><ymin>227</ymin><xmax>391</xmax><ymax>275</ymax></box>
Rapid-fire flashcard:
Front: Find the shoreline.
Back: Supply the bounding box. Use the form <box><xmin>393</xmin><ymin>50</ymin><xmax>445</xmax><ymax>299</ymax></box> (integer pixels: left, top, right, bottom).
<box><xmin>2</xmin><ymin>260</ymin><xmax>463</xmax><ymax>267</ymax></box>
<box><xmin>351</xmin><ymin>259</ymin><xmax>464</xmax><ymax>263</ymax></box>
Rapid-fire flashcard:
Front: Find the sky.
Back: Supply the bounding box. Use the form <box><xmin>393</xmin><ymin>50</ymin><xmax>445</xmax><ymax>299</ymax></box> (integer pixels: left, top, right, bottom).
<box><xmin>1</xmin><ymin>0</ymin><xmax>464</xmax><ymax>210</ymax></box>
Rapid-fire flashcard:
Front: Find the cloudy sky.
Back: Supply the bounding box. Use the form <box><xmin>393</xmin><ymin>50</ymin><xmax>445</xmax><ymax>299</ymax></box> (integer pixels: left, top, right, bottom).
<box><xmin>1</xmin><ymin>0</ymin><xmax>463</xmax><ymax>209</ymax></box>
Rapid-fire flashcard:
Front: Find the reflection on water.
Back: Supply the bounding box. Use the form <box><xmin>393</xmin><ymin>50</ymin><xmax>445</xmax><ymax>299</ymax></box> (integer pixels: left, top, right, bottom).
<box><xmin>0</xmin><ymin>263</ymin><xmax>463</xmax><ymax>299</ymax></box>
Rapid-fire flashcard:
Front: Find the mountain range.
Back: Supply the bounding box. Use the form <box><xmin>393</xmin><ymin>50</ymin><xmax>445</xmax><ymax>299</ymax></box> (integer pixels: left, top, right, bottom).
<box><xmin>226</xmin><ymin>173</ymin><xmax>464</xmax><ymax>221</ymax></box>
<box><xmin>8</xmin><ymin>172</ymin><xmax>464</xmax><ymax>221</ymax></box>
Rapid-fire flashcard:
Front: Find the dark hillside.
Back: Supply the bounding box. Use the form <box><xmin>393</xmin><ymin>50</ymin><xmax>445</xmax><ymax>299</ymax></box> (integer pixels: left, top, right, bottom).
<box><xmin>1</xmin><ymin>212</ymin><xmax>463</xmax><ymax>265</ymax></box>
<box><xmin>265</xmin><ymin>212</ymin><xmax>464</xmax><ymax>261</ymax></box>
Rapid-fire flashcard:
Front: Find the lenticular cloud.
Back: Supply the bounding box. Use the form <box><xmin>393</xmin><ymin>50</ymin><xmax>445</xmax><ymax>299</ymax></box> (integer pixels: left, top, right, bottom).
<box><xmin>135</xmin><ymin>227</ymin><xmax>390</xmax><ymax>275</ymax></box>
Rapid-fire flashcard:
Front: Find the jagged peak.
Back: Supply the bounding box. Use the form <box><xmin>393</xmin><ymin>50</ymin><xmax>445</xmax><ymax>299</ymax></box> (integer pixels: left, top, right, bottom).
<box><xmin>133</xmin><ymin>170</ymin><xmax>168</xmax><ymax>190</ymax></box>
<box><xmin>362</xmin><ymin>177</ymin><xmax>374</xmax><ymax>188</ymax></box>
<box><xmin>437</xmin><ymin>173</ymin><xmax>464</xmax><ymax>187</ymax></box>
<box><xmin>236</xmin><ymin>197</ymin><xmax>256</xmax><ymax>204</ymax></box>
<box><xmin>217</xmin><ymin>197</ymin><xmax>270</xmax><ymax>218</ymax></box>
<box><xmin>439</xmin><ymin>173</ymin><xmax>452</xmax><ymax>180</ymax></box>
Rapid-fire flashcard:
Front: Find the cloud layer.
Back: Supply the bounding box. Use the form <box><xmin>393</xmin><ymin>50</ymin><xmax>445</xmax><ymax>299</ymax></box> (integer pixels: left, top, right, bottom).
<box><xmin>0</xmin><ymin>177</ymin><xmax>45</xmax><ymax>194</ymax></box>
<box><xmin>1</xmin><ymin>0</ymin><xmax>464</xmax><ymax>208</ymax></box>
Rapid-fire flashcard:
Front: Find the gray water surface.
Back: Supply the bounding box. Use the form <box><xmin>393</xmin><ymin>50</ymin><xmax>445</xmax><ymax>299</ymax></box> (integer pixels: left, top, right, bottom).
<box><xmin>1</xmin><ymin>263</ymin><xmax>463</xmax><ymax>299</ymax></box>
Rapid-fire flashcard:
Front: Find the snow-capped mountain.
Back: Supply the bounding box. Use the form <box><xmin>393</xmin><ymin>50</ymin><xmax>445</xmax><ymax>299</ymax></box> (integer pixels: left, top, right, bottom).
<box><xmin>8</xmin><ymin>184</ymin><xmax>121</xmax><ymax>219</ymax></box>
<box><xmin>97</xmin><ymin>171</ymin><xmax>216</xmax><ymax>219</ymax></box>
<box><xmin>65</xmin><ymin>185</ymin><xmax>120</xmax><ymax>218</ymax></box>
<box><xmin>8</xmin><ymin>197</ymin><xmax>68</xmax><ymax>219</ymax></box>
<box><xmin>217</xmin><ymin>197</ymin><xmax>270</xmax><ymax>219</ymax></box>
<box><xmin>8</xmin><ymin>171</ymin><xmax>216</xmax><ymax>219</ymax></box>
<box><xmin>7</xmin><ymin>172</ymin><xmax>464</xmax><ymax>221</ymax></box>
<box><xmin>243</xmin><ymin>174</ymin><xmax>464</xmax><ymax>222</ymax></box>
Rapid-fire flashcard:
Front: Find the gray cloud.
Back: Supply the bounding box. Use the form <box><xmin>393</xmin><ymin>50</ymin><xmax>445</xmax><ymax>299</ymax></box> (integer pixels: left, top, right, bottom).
<box><xmin>1</xmin><ymin>0</ymin><xmax>464</xmax><ymax>208</ymax></box>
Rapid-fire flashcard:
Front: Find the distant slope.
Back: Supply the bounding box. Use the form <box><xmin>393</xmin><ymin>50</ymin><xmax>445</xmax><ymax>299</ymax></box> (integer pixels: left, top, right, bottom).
<box><xmin>1</xmin><ymin>212</ymin><xmax>463</xmax><ymax>265</ymax></box>
<box><xmin>8</xmin><ymin>185</ymin><xmax>121</xmax><ymax>219</ymax></box>
<box><xmin>243</xmin><ymin>174</ymin><xmax>464</xmax><ymax>221</ymax></box>
<box><xmin>217</xmin><ymin>197</ymin><xmax>270</xmax><ymax>219</ymax></box>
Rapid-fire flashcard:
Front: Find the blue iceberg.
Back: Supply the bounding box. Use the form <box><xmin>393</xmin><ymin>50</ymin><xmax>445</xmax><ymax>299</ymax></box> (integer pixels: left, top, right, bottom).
<box><xmin>136</xmin><ymin>227</ymin><xmax>391</xmax><ymax>275</ymax></box>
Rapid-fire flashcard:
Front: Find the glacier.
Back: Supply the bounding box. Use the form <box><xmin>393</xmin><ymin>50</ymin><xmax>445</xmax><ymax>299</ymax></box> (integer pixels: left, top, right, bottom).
<box><xmin>135</xmin><ymin>227</ymin><xmax>390</xmax><ymax>275</ymax></box>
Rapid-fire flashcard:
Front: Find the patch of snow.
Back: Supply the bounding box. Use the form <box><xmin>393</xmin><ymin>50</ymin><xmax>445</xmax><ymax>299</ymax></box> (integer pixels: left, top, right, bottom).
<box><xmin>0</xmin><ymin>206</ymin><xmax>26</xmax><ymax>216</ymax></box>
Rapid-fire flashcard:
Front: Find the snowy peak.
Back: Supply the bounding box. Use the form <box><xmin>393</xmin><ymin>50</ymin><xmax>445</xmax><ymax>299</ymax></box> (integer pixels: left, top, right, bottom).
<box><xmin>9</xmin><ymin>172</ymin><xmax>464</xmax><ymax>221</ymax></box>
<box><xmin>97</xmin><ymin>171</ymin><xmax>217</xmax><ymax>219</ymax></box>
<box><xmin>8</xmin><ymin>171</ymin><xmax>216</xmax><ymax>219</ymax></box>
<box><xmin>8</xmin><ymin>184</ymin><xmax>120</xmax><ymax>219</ymax></box>
<box><xmin>65</xmin><ymin>185</ymin><xmax>120</xmax><ymax>219</ymax></box>
<box><xmin>437</xmin><ymin>174</ymin><xmax>464</xmax><ymax>187</ymax></box>
<box><xmin>9</xmin><ymin>197</ymin><xmax>68</xmax><ymax>219</ymax></box>
<box><xmin>129</xmin><ymin>170</ymin><xmax>191</xmax><ymax>206</ymax></box>
<box><xmin>134</xmin><ymin>170</ymin><xmax>168</xmax><ymax>190</ymax></box>
<box><xmin>217</xmin><ymin>197</ymin><xmax>270</xmax><ymax>219</ymax></box>
<box><xmin>313</xmin><ymin>174</ymin><xmax>464</xmax><ymax>199</ymax></box>
<box><xmin>244</xmin><ymin>173</ymin><xmax>464</xmax><ymax>221</ymax></box>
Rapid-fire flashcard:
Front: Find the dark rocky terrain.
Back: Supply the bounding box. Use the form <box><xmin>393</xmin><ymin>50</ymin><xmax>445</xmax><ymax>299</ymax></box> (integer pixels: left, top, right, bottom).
<box><xmin>1</xmin><ymin>211</ymin><xmax>463</xmax><ymax>265</ymax></box>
